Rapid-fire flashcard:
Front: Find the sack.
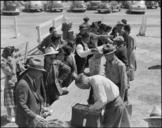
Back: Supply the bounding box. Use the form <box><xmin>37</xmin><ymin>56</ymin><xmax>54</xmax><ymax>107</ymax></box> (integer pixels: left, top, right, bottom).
<box><xmin>32</xmin><ymin>119</ymin><xmax>70</xmax><ymax>128</ymax></box>
<box><xmin>71</xmin><ymin>103</ymin><xmax>103</xmax><ymax>127</ymax></box>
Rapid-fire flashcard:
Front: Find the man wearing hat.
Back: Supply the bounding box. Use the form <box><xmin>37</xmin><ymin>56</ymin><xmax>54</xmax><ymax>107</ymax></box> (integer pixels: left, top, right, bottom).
<box><xmin>81</xmin><ymin>16</ymin><xmax>90</xmax><ymax>30</ymax></box>
<box><xmin>123</xmin><ymin>24</ymin><xmax>137</xmax><ymax>82</ymax></box>
<box><xmin>14</xmin><ymin>56</ymin><xmax>50</xmax><ymax>127</ymax></box>
<box><xmin>44</xmin><ymin>47</ymin><xmax>71</xmax><ymax>105</ymax></box>
<box><xmin>75</xmin><ymin>32</ymin><xmax>97</xmax><ymax>74</ymax></box>
<box><xmin>38</xmin><ymin>27</ymin><xmax>62</xmax><ymax>53</ymax></box>
<box><xmin>114</xmin><ymin>36</ymin><xmax>128</xmax><ymax>68</ymax></box>
<box><xmin>114</xmin><ymin>36</ymin><xmax>130</xmax><ymax>103</ymax></box>
<box><xmin>103</xmin><ymin>44</ymin><xmax>128</xmax><ymax>101</ymax></box>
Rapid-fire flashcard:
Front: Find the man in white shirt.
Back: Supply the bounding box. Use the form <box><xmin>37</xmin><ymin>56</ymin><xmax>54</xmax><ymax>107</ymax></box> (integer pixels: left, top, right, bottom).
<box><xmin>74</xmin><ymin>73</ymin><xmax>131</xmax><ymax>127</ymax></box>
<box><xmin>75</xmin><ymin>32</ymin><xmax>97</xmax><ymax>74</ymax></box>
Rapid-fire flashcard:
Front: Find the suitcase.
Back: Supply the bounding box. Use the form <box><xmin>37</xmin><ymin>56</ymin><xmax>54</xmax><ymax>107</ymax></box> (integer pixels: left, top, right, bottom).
<box><xmin>71</xmin><ymin>103</ymin><xmax>103</xmax><ymax>127</ymax></box>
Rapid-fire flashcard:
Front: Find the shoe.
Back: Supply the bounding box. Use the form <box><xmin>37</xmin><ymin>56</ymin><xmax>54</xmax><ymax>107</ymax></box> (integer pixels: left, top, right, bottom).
<box><xmin>61</xmin><ymin>89</ymin><xmax>69</xmax><ymax>95</ymax></box>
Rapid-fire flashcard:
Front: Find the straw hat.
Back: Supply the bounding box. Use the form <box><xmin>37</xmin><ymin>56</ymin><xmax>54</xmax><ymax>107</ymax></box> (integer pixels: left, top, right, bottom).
<box><xmin>28</xmin><ymin>56</ymin><xmax>46</xmax><ymax>72</ymax></box>
<box><xmin>144</xmin><ymin>106</ymin><xmax>161</xmax><ymax>127</ymax></box>
<box><xmin>44</xmin><ymin>47</ymin><xmax>59</xmax><ymax>56</ymax></box>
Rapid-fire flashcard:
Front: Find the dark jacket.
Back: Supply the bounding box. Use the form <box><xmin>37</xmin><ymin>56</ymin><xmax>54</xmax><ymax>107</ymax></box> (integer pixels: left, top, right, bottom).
<box><xmin>45</xmin><ymin>60</ymin><xmax>71</xmax><ymax>105</ymax></box>
<box><xmin>74</xmin><ymin>40</ymin><xmax>87</xmax><ymax>74</ymax></box>
<box><xmin>115</xmin><ymin>45</ymin><xmax>129</xmax><ymax>69</ymax></box>
<box><xmin>15</xmin><ymin>72</ymin><xmax>46</xmax><ymax>127</ymax></box>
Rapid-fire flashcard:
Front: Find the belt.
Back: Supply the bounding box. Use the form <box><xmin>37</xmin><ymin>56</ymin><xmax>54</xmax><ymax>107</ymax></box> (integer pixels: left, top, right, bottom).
<box><xmin>106</xmin><ymin>96</ymin><xmax>120</xmax><ymax>108</ymax></box>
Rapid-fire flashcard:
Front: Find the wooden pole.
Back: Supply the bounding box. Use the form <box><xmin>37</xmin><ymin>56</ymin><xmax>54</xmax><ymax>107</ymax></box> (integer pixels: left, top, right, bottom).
<box><xmin>36</xmin><ymin>26</ymin><xmax>41</xmax><ymax>44</ymax></box>
<box><xmin>52</xmin><ymin>19</ymin><xmax>55</xmax><ymax>27</ymax></box>
<box><xmin>24</xmin><ymin>42</ymin><xmax>29</xmax><ymax>63</ymax></box>
<box><xmin>14</xmin><ymin>16</ymin><xmax>20</xmax><ymax>38</ymax></box>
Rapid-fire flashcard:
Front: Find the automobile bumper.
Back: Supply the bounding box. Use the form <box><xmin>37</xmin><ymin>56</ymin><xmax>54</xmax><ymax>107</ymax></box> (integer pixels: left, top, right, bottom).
<box><xmin>129</xmin><ymin>8</ymin><xmax>146</xmax><ymax>12</ymax></box>
<box><xmin>98</xmin><ymin>9</ymin><xmax>111</xmax><ymax>13</ymax></box>
<box><xmin>50</xmin><ymin>8</ymin><xmax>63</xmax><ymax>11</ymax></box>
<box><xmin>71</xmin><ymin>8</ymin><xmax>86</xmax><ymax>11</ymax></box>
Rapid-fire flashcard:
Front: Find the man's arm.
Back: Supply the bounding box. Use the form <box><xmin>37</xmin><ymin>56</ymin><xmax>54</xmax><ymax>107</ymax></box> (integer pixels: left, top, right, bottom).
<box><xmin>58</xmin><ymin>61</ymin><xmax>71</xmax><ymax>81</ymax></box>
<box><xmin>76</xmin><ymin>44</ymin><xmax>93</xmax><ymax>58</ymax></box>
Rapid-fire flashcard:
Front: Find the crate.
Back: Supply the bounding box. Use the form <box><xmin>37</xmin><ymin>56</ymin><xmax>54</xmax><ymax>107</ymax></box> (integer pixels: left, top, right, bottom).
<box><xmin>71</xmin><ymin>103</ymin><xmax>103</xmax><ymax>127</ymax></box>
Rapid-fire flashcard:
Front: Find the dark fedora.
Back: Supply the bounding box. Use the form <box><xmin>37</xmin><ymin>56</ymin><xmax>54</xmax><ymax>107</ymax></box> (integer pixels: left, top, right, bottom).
<box><xmin>28</xmin><ymin>56</ymin><xmax>46</xmax><ymax>72</ymax></box>
<box><xmin>103</xmin><ymin>44</ymin><xmax>116</xmax><ymax>55</ymax></box>
<box><xmin>121</xmin><ymin>19</ymin><xmax>127</xmax><ymax>25</ymax></box>
<box><xmin>83</xmin><ymin>17</ymin><xmax>89</xmax><ymax>21</ymax></box>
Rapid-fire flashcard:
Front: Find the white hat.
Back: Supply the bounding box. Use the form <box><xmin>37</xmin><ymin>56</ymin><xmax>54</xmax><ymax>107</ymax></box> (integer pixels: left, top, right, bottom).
<box><xmin>43</xmin><ymin>47</ymin><xmax>59</xmax><ymax>56</ymax></box>
<box><xmin>144</xmin><ymin>106</ymin><xmax>161</xmax><ymax>122</ymax></box>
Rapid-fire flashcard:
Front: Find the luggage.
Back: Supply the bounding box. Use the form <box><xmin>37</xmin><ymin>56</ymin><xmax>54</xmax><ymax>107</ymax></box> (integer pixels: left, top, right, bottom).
<box><xmin>71</xmin><ymin>103</ymin><xmax>103</xmax><ymax>127</ymax></box>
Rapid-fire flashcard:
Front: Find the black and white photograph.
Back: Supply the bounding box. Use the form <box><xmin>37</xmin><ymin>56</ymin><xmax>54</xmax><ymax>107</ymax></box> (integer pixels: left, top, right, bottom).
<box><xmin>1</xmin><ymin>0</ymin><xmax>161</xmax><ymax>127</ymax></box>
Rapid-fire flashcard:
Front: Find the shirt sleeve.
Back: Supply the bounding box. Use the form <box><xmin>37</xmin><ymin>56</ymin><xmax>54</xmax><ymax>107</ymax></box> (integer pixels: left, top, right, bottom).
<box><xmin>76</xmin><ymin>44</ymin><xmax>92</xmax><ymax>58</ymax></box>
<box><xmin>89</xmin><ymin>79</ymin><xmax>107</xmax><ymax>111</ymax></box>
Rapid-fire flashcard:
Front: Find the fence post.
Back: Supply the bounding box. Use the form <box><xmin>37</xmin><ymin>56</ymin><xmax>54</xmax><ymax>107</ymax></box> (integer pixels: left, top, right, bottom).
<box><xmin>14</xmin><ymin>16</ymin><xmax>20</xmax><ymax>38</ymax></box>
<box><xmin>52</xmin><ymin>19</ymin><xmax>56</xmax><ymax>27</ymax></box>
<box><xmin>24</xmin><ymin>42</ymin><xmax>29</xmax><ymax>63</ymax></box>
<box><xmin>36</xmin><ymin>26</ymin><xmax>41</xmax><ymax>44</ymax></box>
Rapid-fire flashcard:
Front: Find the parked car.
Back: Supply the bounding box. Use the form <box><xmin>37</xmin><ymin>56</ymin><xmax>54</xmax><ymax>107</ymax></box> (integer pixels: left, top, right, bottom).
<box><xmin>128</xmin><ymin>1</ymin><xmax>146</xmax><ymax>14</ymax></box>
<box><xmin>86</xmin><ymin>1</ymin><xmax>101</xmax><ymax>10</ymax></box>
<box><xmin>109</xmin><ymin>1</ymin><xmax>121</xmax><ymax>12</ymax></box>
<box><xmin>69</xmin><ymin>1</ymin><xmax>87</xmax><ymax>12</ymax></box>
<box><xmin>44</xmin><ymin>1</ymin><xmax>63</xmax><ymax>12</ymax></box>
<box><xmin>97</xmin><ymin>2</ymin><xmax>112</xmax><ymax>13</ymax></box>
<box><xmin>121</xmin><ymin>1</ymin><xmax>132</xmax><ymax>9</ymax></box>
<box><xmin>145</xmin><ymin>1</ymin><xmax>158</xmax><ymax>9</ymax></box>
<box><xmin>158</xmin><ymin>0</ymin><xmax>161</xmax><ymax>7</ymax></box>
<box><xmin>97</xmin><ymin>1</ymin><xmax>121</xmax><ymax>13</ymax></box>
<box><xmin>2</xmin><ymin>1</ymin><xmax>20</xmax><ymax>15</ymax></box>
<box><xmin>24</xmin><ymin>1</ymin><xmax>44</xmax><ymax>12</ymax></box>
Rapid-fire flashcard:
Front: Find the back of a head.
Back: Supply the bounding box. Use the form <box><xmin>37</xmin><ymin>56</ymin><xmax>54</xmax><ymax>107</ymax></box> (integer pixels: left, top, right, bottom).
<box><xmin>81</xmin><ymin>32</ymin><xmax>89</xmax><ymax>40</ymax></box>
<box><xmin>2</xmin><ymin>46</ymin><xmax>15</xmax><ymax>58</ymax></box>
<box><xmin>49</xmin><ymin>26</ymin><xmax>55</xmax><ymax>33</ymax></box>
<box><xmin>124</xmin><ymin>24</ymin><xmax>131</xmax><ymax>33</ymax></box>
<box><xmin>75</xmin><ymin>73</ymin><xmax>84</xmax><ymax>85</ymax></box>
<box><xmin>62</xmin><ymin>44</ymin><xmax>73</xmax><ymax>56</ymax></box>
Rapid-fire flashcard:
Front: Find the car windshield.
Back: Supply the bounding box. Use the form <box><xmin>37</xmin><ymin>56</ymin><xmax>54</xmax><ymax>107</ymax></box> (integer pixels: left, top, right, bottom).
<box><xmin>110</xmin><ymin>1</ymin><xmax>118</xmax><ymax>5</ymax></box>
<box><xmin>99</xmin><ymin>3</ymin><xmax>108</xmax><ymax>8</ymax></box>
<box><xmin>132</xmin><ymin>1</ymin><xmax>145</xmax><ymax>5</ymax></box>
<box><xmin>72</xmin><ymin>1</ymin><xmax>84</xmax><ymax>7</ymax></box>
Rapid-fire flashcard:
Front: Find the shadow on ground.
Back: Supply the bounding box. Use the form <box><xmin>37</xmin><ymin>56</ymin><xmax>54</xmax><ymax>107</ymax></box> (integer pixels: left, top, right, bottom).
<box><xmin>148</xmin><ymin>65</ymin><xmax>161</xmax><ymax>70</ymax></box>
<box><xmin>1</xmin><ymin>115</ymin><xmax>10</xmax><ymax>126</ymax></box>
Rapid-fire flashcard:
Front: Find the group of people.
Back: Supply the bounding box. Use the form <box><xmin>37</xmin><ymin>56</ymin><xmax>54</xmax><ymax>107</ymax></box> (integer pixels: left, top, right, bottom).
<box><xmin>1</xmin><ymin>16</ymin><xmax>137</xmax><ymax>127</ymax></box>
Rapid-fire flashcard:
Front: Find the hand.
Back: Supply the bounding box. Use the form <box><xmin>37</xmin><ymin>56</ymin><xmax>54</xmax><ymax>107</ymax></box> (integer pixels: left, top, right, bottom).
<box><xmin>35</xmin><ymin>115</ymin><xmax>46</xmax><ymax>122</ymax></box>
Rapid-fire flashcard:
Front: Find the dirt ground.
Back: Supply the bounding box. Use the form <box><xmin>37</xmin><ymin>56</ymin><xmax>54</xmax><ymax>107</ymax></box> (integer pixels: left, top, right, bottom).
<box><xmin>1</xmin><ymin>6</ymin><xmax>161</xmax><ymax>127</ymax></box>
